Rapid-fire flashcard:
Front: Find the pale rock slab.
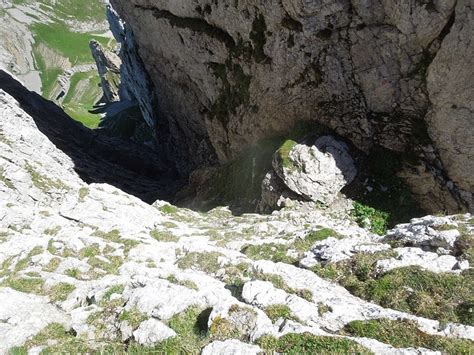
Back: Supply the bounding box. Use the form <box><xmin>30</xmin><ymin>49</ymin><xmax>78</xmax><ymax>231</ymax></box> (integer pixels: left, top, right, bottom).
<box><xmin>201</xmin><ymin>339</ymin><xmax>262</xmax><ymax>355</ymax></box>
<box><xmin>133</xmin><ymin>319</ymin><xmax>176</xmax><ymax>346</ymax></box>
<box><xmin>0</xmin><ymin>288</ymin><xmax>70</xmax><ymax>353</ymax></box>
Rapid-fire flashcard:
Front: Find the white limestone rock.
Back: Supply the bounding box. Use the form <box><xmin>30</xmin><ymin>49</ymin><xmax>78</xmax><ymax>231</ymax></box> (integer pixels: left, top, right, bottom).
<box><xmin>133</xmin><ymin>319</ymin><xmax>176</xmax><ymax>346</ymax></box>
<box><xmin>376</xmin><ymin>248</ymin><xmax>467</xmax><ymax>274</ymax></box>
<box><xmin>385</xmin><ymin>215</ymin><xmax>464</xmax><ymax>250</ymax></box>
<box><xmin>0</xmin><ymin>288</ymin><xmax>70</xmax><ymax>353</ymax></box>
<box><xmin>274</xmin><ymin>137</ymin><xmax>357</xmax><ymax>205</ymax></box>
<box><xmin>201</xmin><ymin>339</ymin><xmax>262</xmax><ymax>355</ymax></box>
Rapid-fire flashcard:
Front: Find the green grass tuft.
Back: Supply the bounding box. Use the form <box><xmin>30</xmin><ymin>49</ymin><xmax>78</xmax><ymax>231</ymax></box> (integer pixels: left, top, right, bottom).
<box><xmin>344</xmin><ymin>318</ymin><xmax>474</xmax><ymax>353</ymax></box>
<box><xmin>257</xmin><ymin>333</ymin><xmax>372</xmax><ymax>354</ymax></box>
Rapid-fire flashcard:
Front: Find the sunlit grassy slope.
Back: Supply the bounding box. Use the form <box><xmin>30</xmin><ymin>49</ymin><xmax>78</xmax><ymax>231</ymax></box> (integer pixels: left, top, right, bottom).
<box><xmin>15</xmin><ymin>0</ymin><xmax>112</xmax><ymax>128</ymax></box>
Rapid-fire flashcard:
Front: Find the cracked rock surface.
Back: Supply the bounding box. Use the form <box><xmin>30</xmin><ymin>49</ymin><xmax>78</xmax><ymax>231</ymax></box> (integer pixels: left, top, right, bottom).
<box><xmin>1</xmin><ymin>76</ymin><xmax>473</xmax><ymax>354</ymax></box>
<box><xmin>109</xmin><ymin>0</ymin><xmax>473</xmax><ymax>213</ymax></box>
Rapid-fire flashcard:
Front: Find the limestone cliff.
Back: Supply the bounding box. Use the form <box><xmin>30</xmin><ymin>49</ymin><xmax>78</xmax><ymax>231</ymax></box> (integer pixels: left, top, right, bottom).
<box><xmin>108</xmin><ymin>0</ymin><xmax>473</xmax><ymax>213</ymax></box>
<box><xmin>1</xmin><ymin>71</ymin><xmax>473</xmax><ymax>353</ymax></box>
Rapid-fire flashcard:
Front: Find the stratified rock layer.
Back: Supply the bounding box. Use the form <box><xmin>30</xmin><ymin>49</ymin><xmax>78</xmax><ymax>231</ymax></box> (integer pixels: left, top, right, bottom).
<box><xmin>109</xmin><ymin>0</ymin><xmax>473</xmax><ymax>212</ymax></box>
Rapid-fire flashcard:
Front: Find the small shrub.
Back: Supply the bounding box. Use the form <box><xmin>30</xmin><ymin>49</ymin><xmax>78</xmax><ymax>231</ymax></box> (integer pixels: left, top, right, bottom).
<box><xmin>264</xmin><ymin>304</ymin><xmax>297</xmax><ymax>322</ymax></box>
<box><xmin>352</xmin><ymin>202</ymin><xmax>389</xmax><ymax>235</ymax></box>
<box><xmin>159</xmin><ymin>204</ymin><xmax>179</xmax><ymax>214</ymax></box>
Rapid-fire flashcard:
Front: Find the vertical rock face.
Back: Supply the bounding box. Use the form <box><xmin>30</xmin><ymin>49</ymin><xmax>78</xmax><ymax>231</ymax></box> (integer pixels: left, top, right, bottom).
<box><xmin>108</xmin><ymin>0</ymin><xmax>473</xmax><ymax>212</ymax></box>
<box><xmin>90</xmin><ymin>40</ymin><xmax>122</xmax><ymax>103</ymax></box>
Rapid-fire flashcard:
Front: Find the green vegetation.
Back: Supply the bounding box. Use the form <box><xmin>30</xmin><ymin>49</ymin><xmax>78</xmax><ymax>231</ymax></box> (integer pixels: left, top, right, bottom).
<box><xmin>311</xmin><ymin>251</ymin><xmax>473</xmax><ymax>326</ymax></box>
<box><xmin>209</xmin><ymin>316</ymin><xmax>242</xmax><ymax>340</ymax></box>
<box><xmin>177</xmin><ymin>252</ymin><xmax>223</xmax><ymax>274</ymax></box>
<box><xmin>264</xmin><ymin>304</ymin><xmax>298</xmax><ymax>322</ymax></box>
<box><xmin>128</xmin><ymin>307</ymin><xmax>210</xmax><ymax>354</ymax></box>
<box><xmin>14</xmin><ymin>246</ymin><xmax>43</xmax><ymax>272</ymax></box>
<box><xmin>352</xmin><ymin>202</ymin><xmax>390</xmax><ymax>235</ymax></box>
<box><xmin>0</xmin><ymin>167</ymin><xmax>14</xmax><ymax>189</ymax></box>
<box><xmin>159</xmin><ymin>204</ymin><xmax>179</xmax><ymax>214</ymax></box>
<box><xmin>242</xmin><ymin>242</ymin><xmax>296</xmax><ymax>264</ymax></box>
<box><xmin>62</xmin><ymin>71</ymin><xmax>102</xmax><ymax>128</ymax></box>
<box><xmin>2</xmin><ymin>276</ymin><xmax>44</xmax><ymax>294</ymax></box>
<box><xmin>277</xmin><ymin>139</ymin><xmax>297</xmax><ymax>169</ymax></box>
<box><xmin>255</xmin><ymin>273</ymin><xmax>313</xmax><ymax>302</ymax></box>
<box><xmin>119</xmin><ymin>308</ymin><xmax>148</xmax><ymax>329</ymax></box>
<box><xmin>88</xmin><ymin>255</ymin><xmax>123</xmax><ymax>275</ymax></box>
<box><xmin>44</xmin><ymin>226</ymin><xmax>61</xmax><ymax>236</ymax></box>
<box><xmin>242</xmin><ymin>228</ymin><xmax>340</xmax><ymax>263</ymax></box>
<box><xmin>79</xmin><ymin>244</ymin><xmax>100</xmax><ymax>259</ymax></box>
<box><xmin>25</xmin><ymin>163</ymin><xmax>67</xmax><ymax>192</ymax></box>
<box><xmin>150</xmin><ymin>230</ymin><xmax>179</xmax><ymax>243</ymax></box>
<box><xmin>49</xmin><ymin>282</ymin><xmax>76</xmax><ymax>302</ymax></box>
<box><xmin>9</xmin><ymin>321</ymin><xmax>124</xmax><ymax>354</ymax></box>
<box><xmin>102</xmin><ymin>284</ymin><xmax>125</xmax><ymax>303</ymax></box>
<box><xmin>32</xmin><ymin>22</ymin><xmax>109</xmax><ymax>65</ymax></box>
<box><xmin>351</xmin><ymin>148</ymin><xmax>425</xmax><ymax>232</ymax></box>
<box><xmin>64</xmin><ymin>268</ymin><xmax>81</xmax><ymax>279</ymax></box>
<box><xmin>257</xmin><ymin>333</ymin><xmax>372</xmax><ymax>354</ymax></box>
<box><xmin>78</xmin><ymin>187</ymin><xmax>89</xmax><ymax>201</ymax></box>
<box><xmin>166</xmin><ymin>275</ymin><xmax>199</xmax><ymax>290</ymax></box>
<box><xmin>344</xmin><ymin>319</ymin><xmax>474</xmax><ymax>354</ymax></box>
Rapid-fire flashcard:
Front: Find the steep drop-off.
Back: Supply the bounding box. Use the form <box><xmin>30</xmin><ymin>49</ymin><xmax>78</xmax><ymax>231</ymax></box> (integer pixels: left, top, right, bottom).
<box><xmin>109</xmin><ymin>0</ymin><xmax>473</xmax><ymax>213</ymax></box>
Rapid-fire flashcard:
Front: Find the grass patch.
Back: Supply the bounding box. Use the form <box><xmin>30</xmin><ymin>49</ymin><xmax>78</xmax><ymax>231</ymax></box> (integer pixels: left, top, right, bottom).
<box><xmin>129</xmin><ymin>307</ymin><xmax>211</xmax><ymax>353</ymax></box>
<box><xmin>3</xmin><ymin>276</ymin><xmax>45</xmax><ymax>294</ymax></box>
<box><xmin>150</xmin><ymin>230</ymin><xmax>179</xmax><ymax>243</ymax></box>
<box><xmin>166</xmin><ymin>275</ymin><xmax>199</xmax><ymax>290</ymax></box>
<box><xmin>255</xmin><ymin>273</ymin><xmax>313</xmax><ymax>301</ymax></box>
<box><xmin>0</xmin><ymin>167</ymin><xmax>14</xmax><ymax>189</ymax></box>
<box><xmin>32</xmin><ymin>22</ymin><xmax>109</xmax><ymax>65</ymax></box>
<box><xmin>177</xmin><ymin>252</ymin><xmax>223</xmax><ymax>274</ymax></box>
<box><xmin>352</xmin><ymin>202</ymin><xmax>390</xmax><ymax>235</ymax></box>
<box><xmin>49</xmin><ymin>282</ymin><xmax>75</xmax><ymax>302</ymax></box>
<box><xmin>102</xmin><ymin>284</ymin><xmax>125</xmax><ymax>303</ymax></box>
<box><xmin>159</xmin><ymin>204</ymin><xmax>179</xmax><ymax>214</ymax></box>
<box><xmin>25</xmin><ymin>163</ymin><xmax>67</xmax><ymax>192</ymax></box>
<box><xmin>79</xmin><ymin>244</ymin><xmax>100</xmax><ymax>259</ymax></box>
<box><xmin>44</xmin><ymin>226</ymin><xmax>61</xmax><ymax>236</ymax></box>
<box><xmin>344</xmin><ymin>318</ymin><xmax>474</xmax><ymax>353</ymax></box>
<box><xmin>277</xmin><ymin>139</ymin><xmax>297</xmax><ymax>169</ymax></box>
<box><xmin>78</xmin><ymin>187</ymin><xmax>89</xmax><ymax>201</ymax></box>
<box><xmin>313</xmin><ymin>253</ymin><xmax>473</xmax><ymax>326</ymax></box>
<box><xmin>293</xmin><ymin>228</ymin><xmax>342</xmax><ymax>251</ymax></box>
<box><xmin>119</xmin><ymin>308</ymin><xmax>148</xmax><ymax>329</ymax></box>
<box><xmin>348</xmin><ymin>148</ymin><xmax>425</xmax><ymax>231</ymax></box>
<box><xmin>257</xmin><ymin>333</ymin><xmax>372</xmax><ymax>354</ymax></box>
<box><xmin>88</xmin><ymin>255</ymin><xmax>123</xmax><ymax>275</ymax></box>
<box><xmin>14</xmin><ymin>246</ymin><xmax>43</xmax><ymax>272</ymax></box>
<box><xmin>242</xmin><ymin>243</ymin><xmax>296</xmax><ymax>264</ymax></box>
<box><xmin>64</xmin><ymin>268</ymin><xmax>81</xmax><ymax>279</ymax></box>
<box><xmin>264</xmin><ymin>304</ymin><xmax>298</xmax><ymax>322</ymax></box>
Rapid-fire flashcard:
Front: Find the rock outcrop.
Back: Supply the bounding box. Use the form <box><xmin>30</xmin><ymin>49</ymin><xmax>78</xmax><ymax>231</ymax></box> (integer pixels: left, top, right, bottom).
<box><xmin>0</xmin><ymin>72</ymin><xmax>473</xmax><ymax>353</ymax></box>
<box><xmin>108</xmin><ymin>0</ymin><xmax>473</xmax><ymax>213</ymax></box>
<box><xmin>90</xmin><ymin>40</ymin><xmax>122</xmax><ymax>104</ymax></box>
<box><xmin>259</xmin><ymin>136</ymin><xmax>356</xmax><ymax>212</ymax></box>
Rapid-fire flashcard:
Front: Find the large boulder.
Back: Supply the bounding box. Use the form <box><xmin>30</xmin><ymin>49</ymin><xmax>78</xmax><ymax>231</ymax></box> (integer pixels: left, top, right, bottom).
<box><xmin>272</xmin><ymin>136</ymin><xmax>356</xmax><ymax>206</ymax></box>
<box><xmin>108</xmin><ymin>0</ymin><xmax>472</xmax><ymax>212</ymax></box>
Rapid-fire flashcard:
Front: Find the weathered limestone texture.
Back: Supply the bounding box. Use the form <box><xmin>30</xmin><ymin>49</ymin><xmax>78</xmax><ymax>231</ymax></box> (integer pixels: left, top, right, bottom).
<box><xmin>109</xmin><ymin>0</ymin><xmax>473</xmax><ymax>212</ymax></box>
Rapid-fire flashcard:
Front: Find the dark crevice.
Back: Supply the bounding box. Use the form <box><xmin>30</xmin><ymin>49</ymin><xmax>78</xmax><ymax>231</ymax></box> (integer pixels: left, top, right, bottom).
<box><xmin>0</xmin><ymin>70</ymin><xmax>182</xmax><ymax>204</ymax></box>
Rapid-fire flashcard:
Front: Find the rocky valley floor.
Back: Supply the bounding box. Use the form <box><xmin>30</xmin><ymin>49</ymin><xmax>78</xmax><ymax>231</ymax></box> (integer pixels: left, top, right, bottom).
<box><xmin>0</xmin><ymin>79</ymin><xmax>473</xmax><ymax>354</ymax></box>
